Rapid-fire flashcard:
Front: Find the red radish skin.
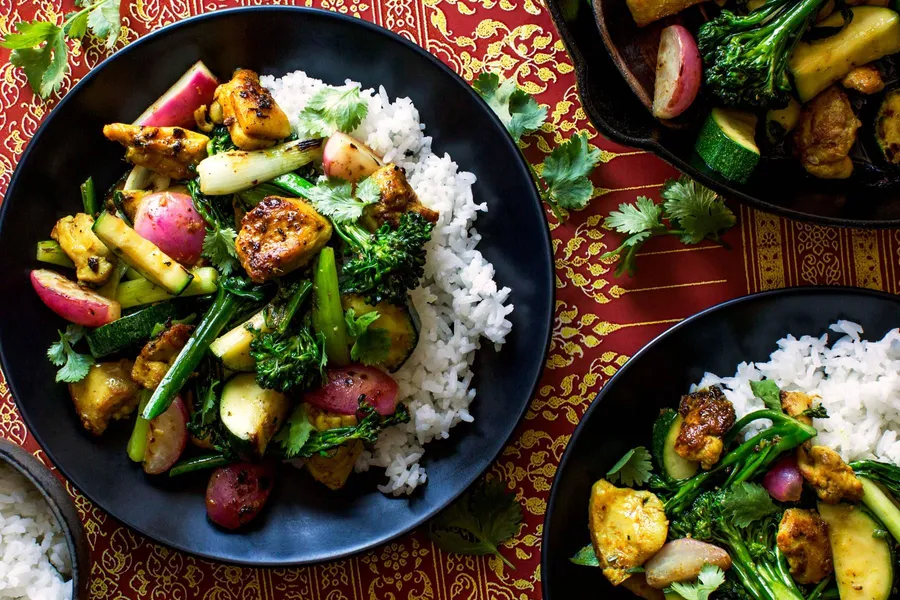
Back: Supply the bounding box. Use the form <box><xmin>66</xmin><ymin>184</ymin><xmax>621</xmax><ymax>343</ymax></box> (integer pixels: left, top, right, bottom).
<box><xmin>652</xmin><ymin>25</ymin><xmax>702</xmax><ymax>120</ymax></box>
<box><xmin>134</xmin><ymin>61</ymin><xmax>219</xmax><ymax>129</ymax></box>
<box><xmin>143</xmin><ymin>396</ymin><xmax>189</xmax><ymax>475</ymax></box>
<box><xmin>134</xmin><ymin>191</ymin><xmax>206</xmax><ymax>265</ymax></box>
<box><xmin>206</xmin><ymin>462</ymin><xmax>275</xmax><ymax>530</ymax></box>
<box><xmin>322</xmin><ymin>133</ymin><xmax>383</xmax><ymax>182</ymax></box>
<box><xmin>763</xmin><ymin>455</ymin><xmax>804</xmax><ymax>502</ymax></box>
<box><xmin>31</xmin><ymin>269</ymin><xmax>121</xmax><ymax>327</ymax></box>
<box><xmin>305</xmin><ymin>365</ymin><xmax>399</xmax><ymax>416</ymax></box>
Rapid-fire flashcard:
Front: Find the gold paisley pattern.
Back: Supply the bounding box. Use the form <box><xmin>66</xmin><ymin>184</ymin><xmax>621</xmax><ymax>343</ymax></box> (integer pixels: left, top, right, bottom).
<box><xmin>0</xmin><ymin>0</ymin><xmax>897</xmax><ymax>598</ymax></box>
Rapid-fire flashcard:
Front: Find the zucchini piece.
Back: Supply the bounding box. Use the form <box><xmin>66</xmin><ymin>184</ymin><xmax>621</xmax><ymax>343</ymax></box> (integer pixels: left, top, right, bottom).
<box><xmin>342</xmin><ymin>294</ymin><xmax>419</xmax><ymax>372</ymax></box>
<box><xmin>860</xmin><ymin>477</ymin><xmax>900</xmax><ymax>543</ymax></box>
<box><xmin>790</xmin><ymin>7</ymin><xmax>900</xmax><ymax>102</ymax></box>
<box><xmin>210</xmin><ymin>310</ymin><xmax>271</xmax><ymax>372</ymax></box>
<box><xmin>36</xmin><ymin>240</ymin><xmax>75</xmax><ymax>268</ymax></box>
<box><xmin>765</xmin><ymin>98</ymin><xmax>802</xmax><ymax>143</ymax></box>
<box><xmin>219</xmin><ymin>373</ymin><xmax>290</xmax><ymax>457</ymax></box>
<box><xmin>92</xmin><ymin>212</ymin><xmax>193</xmax><ymax>295</ymax></box>
<box><xmin>818</xmin><ymin>502</ymin><xmax>893</xmax><ymax>600</ymax></box>
<box><xmin>695</xmin><ymin>108</ymin><xmax>760</xmax><ymax>183</ymax></box>
<box><xmin>86</xmin><ymin>301</ymin><xmax>180</xmax><ymax>357</ymax></box>
<box><xmin>116</xmin><ymin>267</ymin><xmax>218</xmax><ymax>309</ymax></box>
<box><xmin>651</xmin><ymin>409</ymin><xmax>698</xmax><ymax>480</ymax></box>
<box><xmin>876</xmin><ymin>89</ymin><xmax>900</xmax><ymax>164</ymax></box>
<box><xmin>124</xmin><ymin>267</ymin><xmax>143</xmax><ymax>280</ymax></box>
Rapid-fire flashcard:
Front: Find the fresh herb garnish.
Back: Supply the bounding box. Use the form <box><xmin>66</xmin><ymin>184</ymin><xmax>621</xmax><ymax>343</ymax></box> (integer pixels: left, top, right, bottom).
<box><xmin>802</xmin><ymin>405</ymin><xmax>829</xmax><ymax>419</ymax></box>
<box><xmin>274</xmin><ymin>404</ymin><xmax>316</xmax><ymax>458</ymax></box>
<box><xmin>47</xmin><ymin>325</ymin><xmax>94</xmax><ymax>383</ymax></box>
<box><xmin>750</xmin><ymin>379</ymin><xmax>782</xmax><ymax>412</ymax></box>
<box><xmin>428</xmin><ymin>478</ymin><xmax>523</xmax><ymax>568</ymax></box>
<box><xmin>569</xmin><ymin>544</ymin><xmax>600</xmax><ymax>567</ymax></box>
<box><xmin>472</xmin><ymin>73</ymin><xmax>548</xmax><ymax>143</ymax></box>
<box><xmin>344</xmin><ymin>308</ymin><xmax>391</xmax><ymax>366</ymax></box>
<box><xmin>298</xmin><ymin>84</ymin><xmax>369</xmax><ymax>137</ymax></box>
<box><xmin>602</xmin><ymin>176</ymin><xmax>736</xmax><ymax>276</ymax></box>
<box><xmin>304</xmin><ymin>177</ymin><xmax>380</xmax><ymax>223</ymax></box>
<box><xmin>667</xmin><ymin>564</ymin><xmax>726</xmax><ymax>600</ymax></box>
<box><xmin>606</xmin><ymin>446</ymin><xmax>653</xmax><ymax>487</ymax></box>
<box><xmin>202</xmin><ymin>223</ymin><xmax>239</xmax><ymax>276</ymax></box>
<box><xmin>720</xmin><ymin>482</ymin><xmax>779</xmax><ymax>528</ymax></box>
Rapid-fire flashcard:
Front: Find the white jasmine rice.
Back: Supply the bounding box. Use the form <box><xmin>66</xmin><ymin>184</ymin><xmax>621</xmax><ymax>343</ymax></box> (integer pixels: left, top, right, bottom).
<box><xmin>695</xmin><ymin>321</ymin><xmax>900</xmax><ymax>464</ymax></box>
<box><xmin>261</xmin><ymin>71</ymin><xmax>514</xmax><ymax>495</ymax></box>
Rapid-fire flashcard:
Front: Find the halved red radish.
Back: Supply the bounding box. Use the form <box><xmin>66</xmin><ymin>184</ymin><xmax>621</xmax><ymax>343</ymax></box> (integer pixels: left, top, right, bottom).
<box><xmin>143</xmin><ymin>396</ymin><xmax>189</xmax><ymax>475</ymax></box>
<box><xmin>134</xmin><ymin>61</ymin><xmax>219</xmax><ymax>129</ymax></box>
<box><xmin>31</xmin><ymin>269</ymin><xmax>121</xmax><ymax>327</ymax></box>
<box><xmin>652</xmin><ymin>25</ymin><xmax>702</xmax><ymax>120</ymax></box>
<box><xmin>134</xmin><ymin>191</ymin><xmax>206</xmax><ymax>265</ymax></box>
<box><xmin>305</xmin><ymin>365</ymin><xmax>399</xmax><ymax>416</ymax></box>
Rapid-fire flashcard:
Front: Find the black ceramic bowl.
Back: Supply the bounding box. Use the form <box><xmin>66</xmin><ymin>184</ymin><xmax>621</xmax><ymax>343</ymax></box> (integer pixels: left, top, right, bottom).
<box><xmin>541</xmin><ymin>286</ymin><xmax>900</xmax><ymax>599</ymax></box>
<box><xmin>0</xmin><ymin>438</ymin><xmax>89</xmax><ymax>599</ymax></box>
<box><xmin>0</xmin><ymin>7</ymin><xmax>553</xmax><ymax>565</ymax></box>
<box><xmin>545</xmin><ymin>0</ymin><xmax>900</xmax><ymax>228</ymax></box>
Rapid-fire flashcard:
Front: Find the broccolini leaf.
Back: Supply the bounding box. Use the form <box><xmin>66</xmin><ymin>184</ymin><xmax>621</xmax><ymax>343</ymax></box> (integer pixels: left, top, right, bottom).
<box><xmin>540</xmin><ymin>132</ymin><xmax>601</xmax><ymax>212</ymax></box>
<box><xmin>428</xmin><ymin>478</ymin><xmax>523</xmax><ymax>568</ymax></box>
<box><xmin>661</xmin><ymin>177</ymin><xmax>736</xmax><ymax>244</ymax></box>
<box><xmin>606</xmin><ymin>446</ymin><xmax>653</xmax><ymax>487</ymax></box>
<box><xmin>750</xmin><ymin>379</ymin><xmax>782</xmax><ymax>411</ymax></box>
<box><xmin>668</xmin><ymin>564</ymin><xmax>726</xmax><ymax>600</ymax></box>
<box><xmin>280</xmin><ymin>402</ymin><xmax>410</xmax><ymax>458</ymax></box>
<box><xmin>305</xmin><ymin>177</ymin><xmax>379</xmax><ymax>224</ymax></box>
<box><xmin>472</xmin><ymin>72</ymin><xmax>547</xmax><ymax>142</ymax></box>
<box><xmin>721</xmin><ymin>482</ymin><xmax>779</xmax><ymax>528</ymax></box>
<box><xmin>274</xmin><ymin>404</ymin><xmax>316</xmax><ymax>458</ymax></box>
<box><xmin>298</xmin><ymin>85</ymin><xmax>369</xmax><ymax>136</ymax></box>
<box><xmin>344</xmin><ymin>308</ymin><xmax>391</xmax><ymax>366</ymax></box>
<box><xmin>202</xmin><ymin>223</ymin><xmax>239</xmax><ymax>276</ymax></box>
<box><xmin>569</xmin><ymin>544</ymin><xmax>600</xmax><ymax>567</ymax></box>
<box><xmin>47</xmin><ymin>325</ymin><xmax>94</xmax><ymax>383</ymax></box>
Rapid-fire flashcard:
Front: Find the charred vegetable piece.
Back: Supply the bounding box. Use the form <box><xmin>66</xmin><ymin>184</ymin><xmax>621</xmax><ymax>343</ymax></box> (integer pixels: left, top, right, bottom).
<box><xmin>134</xmin><ymin>60</ymin><xmax>219</xmax><ymax>129</ymax></box>
<box><xmin>143</xmin><ymin>395</ymin><xmax>189</xmax><ymax>474</ymax></box>
<box><xmin>86</xmin><ymin>301</ymin><xmax>180</xmax><ymax>358</ymax></box>
<box><xmin>818</xmin><ymin>502</ymin><xmax>893</xmax><ymax>600</ymax></box>
<box><xmin>206</xmin><ymin>462</ymin><xmax>275</xmax><ymax>530</ymax></box>
<box><xmin>876</xmin><ymin>88</ymin><xmax>900</xmax><ymax>165</ymax></box>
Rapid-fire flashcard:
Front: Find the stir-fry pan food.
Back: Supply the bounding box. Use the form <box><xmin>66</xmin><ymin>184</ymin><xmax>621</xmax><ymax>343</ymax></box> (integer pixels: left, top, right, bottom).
<box><xmin>30</xmin><ymin>61</ymin><xmax>513</xmax><ymax>529</ymax></box>
<box><xmin>634</xmin><ymin>0</ymin><xmax>900</xmax><ymax>184</ymax></box>
<box><xmin>573</xmin><ymin>322</ymin><xmax>900</xmax><ymax>600</ymax></box>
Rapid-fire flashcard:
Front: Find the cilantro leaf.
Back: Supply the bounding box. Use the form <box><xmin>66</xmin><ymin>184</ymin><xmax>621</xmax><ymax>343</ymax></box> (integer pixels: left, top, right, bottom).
<box><xmin>472</xmin><ymin>72</ymin><xmax>547</xmax><ymax>142</ymax></box>
<box><xmin>721</xmin><ymin>482</ymin><xmax>779</xmax><ymax>528</ymax></box>
<box><xmin>750</xmin><ymin>379</ymin><xmax>782</xmax><ymax>412</ymax></box>
<box><xmin>46</xmin><ymin>325</ymin><xmax>94</xmax><ymax>383</ymax></box>
<box><xmin>606</xmin><ymin>446</ymin><xmax>653</xmax><ymax>487</ymax></box>
<box><xmin>2</xmin><ymin>21</ymin><xmax>61</xmax><ymax>48</ymax></box>
<box><xmin>344</xmin><ymin>308</ymin><xmax>391</xmax><ymax>366</ymax></box>
<box><xmin>570</xmin><ymin>544</ymin><xmax>600</xmax><ymax>567</ymax></box>
<box><xmin>298</xmin><ymin>85</ymin><xmax>368</xmax><ymax>137</ymax></box>
<box><xmin>82</xmin><ymin>0</ymin><xmax>120</xmax><ymax>48</ymax></box>
<box><xmin>605</xmin><ymin>196</ymin><xmax>665</xmax><ymax>235</ymax></box>
<box><xmin>668</xmin><ymin>564</ymin><xmax>726</xmax><ymax>600</ymax></box>
<box><xmin>540</xmin><ymin>132</ymin><xmax>601</xmax><ymax>213</ymax></box>
<box><xmin>274</xmin><ymin>404</ymin><xmax>316</xmax><ymax>458</ymax></box>
<box><xmin>197</xmin><ymin>378</ymin><xmax>220</xmax><ymax>427</ymax></box>
<box><xmin>64</xmin><ymin>12</ymin><xmax>89</xmax><ymax>39</ymax></box>
<box><xmin>661</xmin><ymin>177</ymin><xmax>736</xmax><ymax>244</ymax></box>
<box><xmin>305</xmin><ymin>177</ymin><xmax>379</xmax><ymax>224</ymax></box>
<box><xmin>202</xmin><ymin>224</ymin><xmax>239</xmax><ymax>276</ymax></box>
<box><xmin>428</xmin><ymin>478</ymin><xmax>523</xmax><ymax>568</ymax></box>
<box><xmin>3</xmin><ymin>22</ymin><xmax>67</xmax><ymax>99</ymax></box>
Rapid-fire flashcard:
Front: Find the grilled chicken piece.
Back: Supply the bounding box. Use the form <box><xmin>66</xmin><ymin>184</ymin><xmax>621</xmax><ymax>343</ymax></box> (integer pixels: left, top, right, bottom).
<box><xmin>103</xmin><ymin>124</ymin><xmax>209</xmax><ymax>179</ymax></box>
<box><xmin>236</xmin><ymin>196</ymin><xmax>332</xmax><ymax>283</ymax></box>
<box><xmin>781</xmin><ymin>390</ymin><xmax>814</xmax><ymax>426</ymax></box>
<box><xmin>68</xmin><ymin>360</ymin><xmax>139</xmax><ymax>435</ymax></box>
<box><xmin>777</xmin><ymin>508</ymin><xmax>834</xmax><ymax>584</ymax></box>
<box><xmin>51</xmin><ymin>213</ymin><xmax>117</xmax><ymax>285</ymax></box>
<box><xmin>675</xmin><ymin>386</ymin><xmax>736</xmax><ymax>470</ymax></box>
<box><xmin>131</xmin><ymin>324</ymin><xmax>194</xmax><ymax>390</ymax></box>
<box><xmin>841</xmin><ymin>64</ymin><xmax>885</xmax><ymax>94</ymax></box>
<box><xmin>621</xmin><ymin>575</ymin><xmax>665</xmax><ymax>600</ymax></box>
<box><xmin>360</xmin><ymin>164</ymin><xmax>440</xmax><ymax>232</ymax></box>
<box><xmin>210</xmin><ymin>69</ymin><xmax>292</xmax><ymax>150</ymax></box>
<box><xmin>798</xmin><ymin>445</ymin><xmax>864</xmax><ymax>504</ymax></box>
<box><xmin>589</xmin><ymin>479</ymin><xmax>668</xmax><ymax>586</ymax></box>
<box><xmin>794</xmin><ymin>86</ymin><xmax>860</xmax><ymax>180</ymax></box>
<box><xmin>303</xmin><ymin>405</ymin><xmax>363</xmax><ymax>490</ymax></box>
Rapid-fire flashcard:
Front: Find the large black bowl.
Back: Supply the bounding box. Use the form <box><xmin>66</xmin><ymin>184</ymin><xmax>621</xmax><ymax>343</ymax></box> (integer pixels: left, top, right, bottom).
<box><xmin>545</xmin><ymin>0</ymin><xmax>900</xmax><ymax>228</ymax></box>
<box><xmin>0</xmin><ymin>7</ymin><xmax>553</xmax><ymax>565</ymax></box>
<box><xmin>542</xmin><ymin>286</ymin><xmax>900</xmax><ymax>599</ymax></box>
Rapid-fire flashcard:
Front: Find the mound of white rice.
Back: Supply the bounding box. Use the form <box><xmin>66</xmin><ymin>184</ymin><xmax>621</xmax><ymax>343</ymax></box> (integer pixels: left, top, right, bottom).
<box><xmin>0</xmin><ymin>463</ymin><xmax>72</xmax><ymax>600</ymax></box>
<box><xmin>695</xmin><ymin>321</ymin><xmax>900</xmax><ymax>464</ymax></box>
<box><xmin>261</xmin><ymin>72</ymin><xmax>514</xmax><ymax>495</ymax></box>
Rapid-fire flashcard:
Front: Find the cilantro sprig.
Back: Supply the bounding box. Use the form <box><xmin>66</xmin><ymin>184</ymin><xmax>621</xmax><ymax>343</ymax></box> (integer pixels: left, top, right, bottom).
<box><xmin>274</xmin><ymin>404</ymin><xmax>316</xmax><ymax>458</ymax></box>
<box><xmin>667</xmin><ymin>564</ymin><xmax>726</xmax><ymax>600</ymax></box>
<box><xmin>601</xmin><ymin>176</ymin><xmax>736</xmax><ymax>276</ymax></box>
<box><xmin>47</xmin><ymin>325</ymin><xmax>94</xmax><ymax>383</ymax></box>
<box><xmin>472</xmin><ymin>73</ymin><xmax>548</xmax><ymax>143</ymax></box>
<box><xmin>606</xmin><ymin>446</ymin><xmax>653</xmax><ymax>487</ymax></box>
<box><xmin>750</xmin><ymin>379</ymin><xmax>782</xmax><ymax>411</ymax></box>
<box><xmin>344</xmin><ymin>308</ymin><xmax>391</xmax><ymax>366</ymax></box>
<box><xmin>202</xmin><ymin>223</ymin><xmax>239</xmax><ymax>276</ymax></box>
<box><xmin>720</xmin><ymin>482</ymin><xmax>779</xmax><ymax>528</ymax></box>
<box><xmin>2</xmin><ymin>0</ymin><xmax>121</xmax><ymax>99</ymax></box>
<box><xmin>305</xmin><ymin>177</ymin><xmax>380</xmax><ymax>223</ymax></box>
<box><xmin>298</xmin><ymin>85</ymin><xmax>369</xmax><ymax>137</ymax></box>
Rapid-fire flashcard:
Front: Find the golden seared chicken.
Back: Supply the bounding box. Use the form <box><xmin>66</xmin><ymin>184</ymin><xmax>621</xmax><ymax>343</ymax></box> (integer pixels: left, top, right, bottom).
<box><xmin>777</xmin><ymin>508</ymin><xmax>834</xmax><ymax>584</ymax></box>
<box><xmin>620</xmin><ymin>575</ymin><xmax>665</xmax><ymax>600</ymax></box>
<box><xmin>131</xmin><ymin>324</ymin><xmax>194</xmax><ymax>390</ymax></box>
<box><xmin>360</xmin><ymin>164</ymin><xmax>440</xmax><ymax>232</ymax></box>
<box><xmin>236</xmin><ymin>196</ymin><xmax>332</xmax><ymax>283</ymax></box>
<box><xmin>794</xmin><ymin>87</ymin><xmax>861</xmax><ymax>180</ymax></box>
<box><xmin>675</xmin><ymin>386</ymin><xmax>736</xmax><ymax>470</ymax></box>
<box><xmin>781</xmin><ymin>390</ymin><xmax>814</xmax><ymax>426</ymax></box>
<box><xmin>303</xmin><ymin>405</ymin><xmax>363</xmax><ymax>490</ymax></box>
<box><xmin>51</xmin><ymin>213</ymin><xmax>117</xmax><ymax>285</ymax></box>
<box><xmin>103</xmin><ymin>124</ymin><xmax>209</xmax><ymax>179</ymax></box>
<box><xmin>798</xmin><ymin>445</ymin><xmax>864</xmax><ymax>504</ymax></box>
<box><xmin>589</xmin><ymin>479</ymin><xmax>668</xmax><ymax>586</ymax></box>
<box><xmin>68</xmin><ymin>360</ymin><xmax>139</xmax><ymax>435</ymax></box>
<box><xmin>841</xmin><ymin>64</ymin><xmax>885</xmax><ymax>94</ymax></box>
<box><xmin>210</xmin><ymin>69</ymin><xmax>292</xmax><ymax>150</ymax></box>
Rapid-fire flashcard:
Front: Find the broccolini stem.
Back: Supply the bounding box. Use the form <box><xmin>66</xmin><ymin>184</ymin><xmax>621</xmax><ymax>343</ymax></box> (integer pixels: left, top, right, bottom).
<box><xmin>276</xmin><ymin>280</ymin><xmax>313</xmax><ymax>335</ymax></box>
<box><xmin>312</xmin><ymin>247</ymin><xmax>351</xmax><ymax>366</ymax></box>
<box><xmin>81</xmin><ymin>177</ymin><xmax>99</xmax><ymax>216</ymax></box>
<box><xmin>169</xmin><ymin>454</ymin><xmax>232</xmax><ymax>477</ymax></box>
<box><xmin>271</xmin><ymin>173</ymin><xmax>314</xmax><ymax>198</ymax></box>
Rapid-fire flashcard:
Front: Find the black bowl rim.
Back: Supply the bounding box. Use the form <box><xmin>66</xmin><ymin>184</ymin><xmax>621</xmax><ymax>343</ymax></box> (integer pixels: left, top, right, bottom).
<box><xmin>544</xmin><ymin>0</ymin><xmax>900</xmax><ymax>229</ymax></box>
<box><xmin>0</xmin><ymin>5</ymin><xmax>554</xmax><ymax>565</ymax></box>
<box><xmin>540</xmin><ymin>284</ymin><xmax>900</xmax><ymax>598</ymax></box>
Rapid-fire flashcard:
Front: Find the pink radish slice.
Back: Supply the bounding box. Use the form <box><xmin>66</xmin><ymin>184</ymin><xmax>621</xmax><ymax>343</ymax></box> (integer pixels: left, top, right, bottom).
<box><xmin>305</xmin><ymin>365</ymin><xmax>400</xmax><ymax>416</ymax></box>
<box><xmin>652</xmin><ymin>25</ymin><xmax>702</xmax><ymax>120</ymax></box>
<box><xmin>31</xmin><ymin>269</ymin><xmax>121</xmax><ymax>327</ymax></box>
<box><xmin>763</xmin><ymin>455</ymin><xmax>804</xmax><ymax>502</ymax></box>
<box><xmin>134</xmin><ymin>191</ymin><xmax>206</xmax><ymax>265</ymax></box>
<box><xmin>134</xmin><ymin>61</ymin><xmax>219</xmax><ymax>129</ymax></box>
<box><xmin>143</xmin><ymin>396</ymin><xmax>189</xmax><ymax>475</ymax></box>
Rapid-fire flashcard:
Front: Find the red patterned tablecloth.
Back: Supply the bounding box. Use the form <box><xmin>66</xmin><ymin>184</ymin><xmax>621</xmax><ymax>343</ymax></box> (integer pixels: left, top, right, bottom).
<box><xmin>0</xmin><ymin>1</ymin><xmax>890</xmax><ymax>598</ymax></box>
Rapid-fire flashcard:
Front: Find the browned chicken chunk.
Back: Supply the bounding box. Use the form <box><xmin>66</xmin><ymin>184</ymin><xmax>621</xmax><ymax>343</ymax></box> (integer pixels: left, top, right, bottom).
<box><xmin>68</xmin><ymin>360</ymin><xmax>139</xmax><ymax>435</ymax></box>
<box><xmin>303</xmin><ymin>406</ymin><xmax>363</xmax><ymax>490</ymax></box>
<box><xmin>777</xmin><ymin>508</ymin><xmax>834</xmax><ymax>584</ymax></box>
<box><xmin>51</xmin><ymin>213</ymin><xmax>117</xmax><ymax>285</ymax></box>
<box><xmin>841</xmin><ymin>64</ymin><xmax>885</xmax><ymax>94</ymax></box>
<box><xmin>236</xmin><ymin>196</ymin><xmax>332</xmax><ymax>283</ymax></box>
<box><xmin>798</xmin><ymin>445</ymin><xmax>863</xmax><ymax>504</ymax></box>
<box><xmin>621</xmin><ymin>575</ymin><xmax>665</xmax><ymax>600</ymax></box>
<box><xmin>131</xmin><ymin>324</ymin><xmax>194</xmax><ymax>390</ymax></box>
<box><xmin>781</xmin><ymin>390</ymin><xmax>814</xmax><ymax>426</ymax></box>
<box><xmin>675</xmin><ymin>386</ymin><xmax>736</xmax><ymax>470</ymax></box>
<box><xmin>103</xmin><ymin>124</ymin><xmax>209</xmax><ymax>179</ymax></box>
<box><xmin>361</xmin><ymin>164</ymin><xmax>440</xmax><ymax>231</ymax></box>
<box><xmin>794</xmin><ymin>87</ymin><xmax>861</xmax><ymax>180</ymax></box>
<box><xmin>211</xmin><ymin>69</ymin><xmax>292</xmax><ymax>150</ymax></box>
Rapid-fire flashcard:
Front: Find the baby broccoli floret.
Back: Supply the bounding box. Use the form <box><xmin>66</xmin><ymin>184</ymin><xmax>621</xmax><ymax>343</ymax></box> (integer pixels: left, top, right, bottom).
<box><xmin>250</xmin><ymin>325</ymin><xmax>327</xmax><ymax>393</ymax></box>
